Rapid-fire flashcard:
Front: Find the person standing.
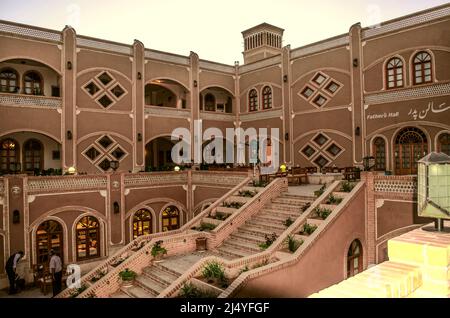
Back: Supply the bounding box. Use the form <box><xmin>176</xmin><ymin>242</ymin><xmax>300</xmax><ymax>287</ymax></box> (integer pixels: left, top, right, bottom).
<box><xmin>49</xmin><ymin>249</ymin><xmax>63</xmax><ymax>297</ymax></box>
<box><xmin>5</xmin><ymin>251</ymin><xmax>24</xmax><ymax>295</ymax></box>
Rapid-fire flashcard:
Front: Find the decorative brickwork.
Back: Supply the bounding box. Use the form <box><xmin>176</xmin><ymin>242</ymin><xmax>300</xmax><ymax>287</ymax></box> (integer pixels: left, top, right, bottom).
<box><xmin>124</xmin><ymin>172</ymin><xmax>188</xmax><ymax>187</ymax></box>
<box><xmin>290</xmin><ymin>35</ymin><xmax>349</xmax><ymax>59</ymax></box>
<box><xmin>192</xmin><ymin>171</ymin><xmax>248</xmax><ymax>187</ymax></box>
<box><xmin>77</xmin><ymin>36</ymin><xmax>132</xmax><ymax>55</ymax></box>
<box><xmin>0</xmin><ymin>21</ymin><xmax>62</xmax><ymax>42</ymax></box>
<box><xmin>27</xmin><ymin>175</ymin><xmax>107</xmax><ymax>194</ymax></box>
<box><xmin>0</xmin><ymin>93</ymin><xmax>62</xmax><ymax>108</ymax></box>
<box><xmin>144</xmin><ymin>106</ymin><xmax>191</xmax><ymax>119</ymax></box>
<box><xmin>144</xmin><ymin>50</ymin><xmax>190</xmax><ymax>65</ymax></box>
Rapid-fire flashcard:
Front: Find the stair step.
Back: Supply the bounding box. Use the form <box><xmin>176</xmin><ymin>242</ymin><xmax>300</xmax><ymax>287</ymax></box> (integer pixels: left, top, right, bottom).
<box><xmin>215</xmin><ymin>245</ymin><xmax>252</xmax><ymax>258</ymax></box>
<box><xmin>122</xmin><ymin>285</ymin><xmax>156</xmax><ymax>298</ymax></box>
<box><xmin>142</xmin><ymin>266</ymin><xmax>180</xmax><ymax>287</ymax></box>
<box><xmin>281</xmin><ymin>193</ymin><xmax>316</xmax><ymax>201</ymax></box>
<box><xmin>260</xmin><ymin>209</ymin><xmax>302</xmax><ymax>218</ymax></box>
<box><xmin>246</xmin><ymin>219</ymin><xmax>286</xmax><ymax>231</ymax></box>
<box><xmin>152</xmin><ymin>262</ymin><xmax>185</xmax><ymax>277</ymax></box>
<box><xmin>271</xmin><ymin>198</ymin><xmax>311</xmax><ymax>205</ymax></box>
<box><xmin>254</xmin><ymin>214</ymin><xmax>291</xmax><ymax>224</ymax></box>
<box><xmin>231</xmin><ymin>231</ymin><xmax>266</xmax><ymax>244</ymax></box>
<box><xmin>135</xmin><ymin>275</ymin><xmax>165</xmax><ymax>295</ymax></box>
<box><xmin>266</xmin><ymin>203</ymin><xmax>303</xmax><ymax>212</ymax></box>
<box><xmin>223</xmin><ymin>238</ymin><xmax>261</xmax><ymax>252</ymax></box>
<box><xmin>109</xmin><ymin>290</ymin><xmax>132</xmax><ymax>298</ymax></box>
<box><xmin>238</xmin><ymin>226</ymin><xmax>283</xmax><ymax>237</ymax></box>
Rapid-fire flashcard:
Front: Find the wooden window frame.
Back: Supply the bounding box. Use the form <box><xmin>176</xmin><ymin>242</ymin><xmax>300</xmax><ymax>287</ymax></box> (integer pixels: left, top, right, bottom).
<box><xmin>373</xmin><ymin>137</ymin><xmax>386</xmax><ymax>171</ymax></box>
<box><xmin>23</xmin><ymin>70</ymin><xmax>44</xmax><ymax>95</ymax></box>
<box><xmin>133</xmin><ymin>209</ymin><xmax>152</xmax><ymax>239</ymax></box>
<box><xmin>262</xmin><ymin>86</ymin><xmax>272</xmax><ymax>109</ymax></box>
<box><xmin>248</xmin><ymin>89</ymin><xmax>258</xmax><ymax>112</ymax></box>
<box><xmin>0</xmin><ymin>67</ymin><xmax>19</xmax><ymax>93</ymax></box>
<box><xmin>76</xmin><ymin>216</ymin><xmax>100</xmax><ymax>261</ymax></box>
<box><xmin>161</xmin><ymin>206</ymin><xmax>180</xmax><ymax>232</ymax></box>
<box><xmin>0</xmin><ymin>138</ymin><xmax>20</xmax><ymax>173</ymax></box>
<box><xmin>347</xmin><ymin>239</ymin><xmax>363</xmax><ymax>278</ymax></box>
<box><xmin>23</xmin><ymin>138</ymin><xmax>44</xmax><ymax>173</ymax></box>
<box><xmin>413</xmin><ymin>51</ymin><xmax>433</xmax><ymax>85</ymax></box>
<box><xmin>385</xmin><ymin>57</ymin><xmax>404</xmax><ymax>89</ymax></box>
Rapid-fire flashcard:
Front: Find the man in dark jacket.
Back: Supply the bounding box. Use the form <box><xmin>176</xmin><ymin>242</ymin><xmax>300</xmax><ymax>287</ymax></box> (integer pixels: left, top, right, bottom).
<box><xmin>5</xmin><ymin>251</ymin><xmax>24</xmax><ymax>295</ymax></box>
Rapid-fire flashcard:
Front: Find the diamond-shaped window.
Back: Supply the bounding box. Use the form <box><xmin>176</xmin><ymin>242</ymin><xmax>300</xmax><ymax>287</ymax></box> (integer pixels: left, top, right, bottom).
<box><xmin>98</xmin><ymin>158</ymin><xmax>111</xmax><ymax>171</ymax></box>
<box><xmin>301</xmin><ymin>86</ymin><xmax>315</xmax><ymax>99</ymax></box>
<box><xmin>98</xmin><ymin>72</ymin><xmax>113</xmax><ymax>86</ymax></box>
<box><xmin>84</xmin><ymin>147</ymin><xmax>101</xmax><ymax>161</ymax></box>
<box><xmin>313</xmin><ymin>133</ymin><xmax>329</xmax><ymax>147</ymax></box>
<box><xmin>326</xmin><ymin>143</ymin><xmax>342</xmax><ymax>157</ymax></box>
<box><xmin>301</xmin><ymin>145</ymin><xmax>316</xmax><ymax>158</ymax></box>
<box><xmin>111</xmin><ymin>85</ymin><xmax>125</xmax><ymax>98</ymax></box>
<box><xmin>312</xmin><ymin>73</ymin><xmax>327</xmax><ymax>86</ymax></box>
<box><xmin>325</xmin><ymin>81</ymin><xmax>340</xmax><ymax>94</ymax></box>
<box><xmin>98</xmin><ymin>94</ymin><xmax>113</xmax><ymax>108</ymax></box>
<box><xmin>313</xmin><ymin>94</ymin><xmax>327</xmax><ymax>107</ymax></box>
<box><xmin>84</xmin><ymin>82</ymin><xmax>100</xmax><ymax>96</ymax></box>
<box><xmin>98</xmin><ymin>136</ymin><xmax>114</xmax><ymax>149</ymax></box>
<box><xmin>111</xmin><ymin>147</ymin><xmax>125</xmax><ymax>160</ymax></box>
<box><xmin>314</xmin><ymin>155</ymin><xmax>329</xmax><ymax>168</ymax></box>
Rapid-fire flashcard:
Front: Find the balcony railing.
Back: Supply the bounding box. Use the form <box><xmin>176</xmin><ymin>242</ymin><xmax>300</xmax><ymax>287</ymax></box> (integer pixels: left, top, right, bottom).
<box><xmin>144</xmin><ymin>105</ymin><xmax>190</xmax><ymax>119</ymax></box>
<box><xmin>0</xmin><ymin>92</ymin><xmax>62</xmax><ymax>108</ymax></box>
<box><xmin>124</xmin><ymin>171</ymin><xmax>188</xmax><ymax>187</ymax></box>
<box><xmin>373</xmin><ymin>175</ymin><xmax>417</xmax><ymax>195</ymax></box>
<box><xmin>27</xmin><ymin>175</ymin><xmax>107</xmax><ymax>194</ymax></box>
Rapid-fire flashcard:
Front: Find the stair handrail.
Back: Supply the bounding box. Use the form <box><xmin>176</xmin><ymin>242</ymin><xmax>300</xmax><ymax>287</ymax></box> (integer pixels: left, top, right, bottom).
<box><xmin>218</xmin><ymin>180</ymin><xmax>365</xmax><ymax>298</ymax></box>
<box><xmin>56</xmin><ymin>175</ymin><xmax>251</xmax><ymax>298</ymax></box>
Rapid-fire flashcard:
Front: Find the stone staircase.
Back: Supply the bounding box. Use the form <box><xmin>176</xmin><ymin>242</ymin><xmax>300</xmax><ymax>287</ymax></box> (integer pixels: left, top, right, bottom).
<box><xmin>213</xmin><ymin>192</ymin><xmax>314</xmax><ymax>260</ymax></box>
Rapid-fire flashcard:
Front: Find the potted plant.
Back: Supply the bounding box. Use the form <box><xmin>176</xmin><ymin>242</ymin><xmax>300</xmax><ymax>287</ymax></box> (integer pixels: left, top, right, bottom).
<box><xmin>151</xmin><ymin>240</ymin><xmax>167</xmax><ymax>261</ymax></box>
<box><xmin>119</xmin><ymin>268</ymin><xmax>137</xmax><ymax>287</ymax></box>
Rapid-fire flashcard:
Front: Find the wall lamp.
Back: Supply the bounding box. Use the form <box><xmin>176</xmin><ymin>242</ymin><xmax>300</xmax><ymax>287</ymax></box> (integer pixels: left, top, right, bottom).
<box><xmin>137</xmin><ymin>133</ymin><xmax>142</xmax><ymax>142</ymax></box>
<box><xmin>113</xmin><ymin>201</ymin><xmax>120</xmax><ymax>214</ymax></box>
<box><xmin>353</xmin><ymin>58</ymin><xmax>358</xmax><ymax>67</ymax></box>
<box><xmin>193</xmin><ymin>80</ymin><xmax>198</xmax><ymax>87</ymax></box>
<box><xmin>67</xmin><ymin>61</ymin><xmax>72</xmax><ymax>70</ymax></box>
<box><xmin>355</xmin><ymin>126</ymin><xmax>360</xmax><ymax>136</ymax></box>
<box><xmin>67</xmin><ymin>130</ymin><xmax>73</xmax><ymax>140</ymax></box>
<box><xmin>13</xmin><ymin>210</ymin><xmax>20</xmax><ymax>224</ymax></box>
<box><xmin>137</xmin><ymin>72</ymin><xmax>142</xmax><ymax>80</ymax></box>
<box><xmin>285</xmin><ymin>132</ymin><xmax>289</xmax><ymax>141</ymax></box>
<box><xmin>283</xmin><ymin>75</ymin><xmax>288</xmax><ymax>83</ymax></box>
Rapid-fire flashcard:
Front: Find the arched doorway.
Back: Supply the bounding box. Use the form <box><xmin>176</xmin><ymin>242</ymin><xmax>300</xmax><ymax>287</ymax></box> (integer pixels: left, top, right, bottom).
<box><xmin>394</xmin><ymin>127</ymin><xmax>427</xmax><ymax>175</ymax></box>
<box><xmin>161</xmin><ymin>206</ymin><xmax>180</xmax><ymax>232</ymax></box>
<box><xmin>145</xmin><ymin>136</ymin><xmax>176</xmax><ymax>170</ymax></box>
<box><xmin>437</xmin><ymin>133</ymin><xmax>450</xmax><ymax>156</ymax></box>
<box><xmin>36</xmin><ymin>220</ymin><xmax>63</xmax><ymax>266</ymax></box>
<box><xmin>0</xmin><ymin>138</ymin><xmax>19</xmax><ymax>174</ymax></box>
<box><xmin>373</xmin><ymin>137</ymin><xmax>386</xmax><ymax>171</ymax></box>
<box><xmin>23</xmin><ymin>139</ymin><xmax>43</xmax><ymax>173</ymax></box>
<box><xmin>76</xmin><ymin>216</ymin><xmax>100</xmax><ymax>261</ymax></box>
<box><xmin>347</xmin><ymin>239</ymin><xmax>363</xmax><ymax>278</ymax></box>
<box><xmin>133</xmin><ymin>209</ymin><xmax>152</xmax><ymax>239</ymax></box>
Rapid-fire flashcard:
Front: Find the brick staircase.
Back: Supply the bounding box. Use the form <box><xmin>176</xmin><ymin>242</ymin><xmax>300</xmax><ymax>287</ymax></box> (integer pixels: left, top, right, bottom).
<box><xmin>213</xmin><ymin>192</ymin><xmax>314</xmax><ymax>260</ymax></box>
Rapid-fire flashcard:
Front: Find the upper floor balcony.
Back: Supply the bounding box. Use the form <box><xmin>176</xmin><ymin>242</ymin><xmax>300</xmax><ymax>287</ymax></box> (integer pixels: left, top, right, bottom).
<box><xmin>0</xmin><ymin>58</ymin><xmax>61</xmax><ymax>108</ymax></box>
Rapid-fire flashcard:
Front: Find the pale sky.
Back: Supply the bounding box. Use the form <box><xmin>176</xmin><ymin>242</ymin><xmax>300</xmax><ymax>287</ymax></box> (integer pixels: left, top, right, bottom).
<box><xmin>0</xmin><ymin>0</ymin><xmax>448</xmax><ymax>64</ymax></box>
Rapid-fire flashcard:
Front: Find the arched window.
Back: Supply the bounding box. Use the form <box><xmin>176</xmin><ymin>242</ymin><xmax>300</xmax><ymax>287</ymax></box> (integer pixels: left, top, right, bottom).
<box><xmin>204</xmin><ymin>93</ymin><xmax>216</xmax><ymax>112</ymax></box>
<box><xmin>413</xmin><ymin>51</ymin><xmax>432</xmax><ymax>85</ymax></box>
<box><xmin>0</xmin><ymin>138</ymin><xmax>19</xmax><ymax>173</ymax></box>
<box><xmin>161</xmin><ymin>206</ymin><xmax>180</xmax><ymax>232</ymax></box>
<box><xmin>394</xmin><ymin>127</ymin><xmax>428</xmax><ymax>175</ymax></box>
<box><xmin>262</xmin><ymin>86</ymin><xmax>272</xmax><ymax>109</ymax></box>
<box><xmin>23</xmin><ymin>139</ymin><xmax>43</xmax><ymax>173</ymax></box>
<box><xmin>438</xmin><ymin>133</ymin><xmax>450</xmax><ymax>156</ymax></box>
<box><xmin>23</xmin><ymin>71</ymin><xmax>43</xmax><ymax>95</ymax></box>
<box><xmin>373</xmin><ymin>137</ymin><xmax>386</xmax><ymax>171</ymax></box>
<box><xmin>347</xmin><ymin>239</ymin><xmax>363</xmax><ymax>278</ymax></box>
<box><xmin>0</xmin><ymin>68</ymin><xmax>19</xmax><ymax>93</ymax></box>
<box><xmin>76</xmin><ymin>216</ymin><xmax>100</xmax><ymax>261</ymax></box>
<box><xmin>248</xmin><ymin>89</ymin><xmax>258</xmax><ymax>112</ymax></box>
<box><xmin>133</xmin><ymin>209</ymin><xmax>152</xmax><ymax>239</ymax></box>
<box><xmin>386</xmin><ymin>57</ymin><xmax>403</xmax><ymax>89</ymax></box>
<box><xmin>36</xmin><ymin>220</ymin><xmax>63</xmax><ymax>266</ymax></box>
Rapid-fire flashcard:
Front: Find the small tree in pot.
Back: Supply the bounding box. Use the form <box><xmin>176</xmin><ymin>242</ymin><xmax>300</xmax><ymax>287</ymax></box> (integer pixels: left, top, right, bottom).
<box><xmin>119</xmin><ymin>268</ymin><xmax>137</xmax><ymax>287</ymax></box>
<box><xmin>151</xmin><ymin>240</ymin><xmax>167</xmax><ymax>261</ymax></box>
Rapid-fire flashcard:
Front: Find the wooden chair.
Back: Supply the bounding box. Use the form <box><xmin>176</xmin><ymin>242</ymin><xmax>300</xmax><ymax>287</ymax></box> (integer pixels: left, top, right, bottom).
<box><xmin>32</xmin><ymin>264</ymin><xmax>45</xmax><ymax>287</ymax></box>
<box><xmin>37</xmin><ymin>269</ymin><xmax>53</xmax><ymax>296</ymax></box>
<box><xmin>288</xmin><ymin>167</ymin><xmax>308</xmax><ymax>185</ymax></box>
<box><xmin>305</xmin><ymin>167</ymin><xmax>318</xmax><ymax>174</ymax></box>
<box><xmin>343</xmin><ymin>167</ymin><xmax>359</xmax><ymax>181</ymax></box>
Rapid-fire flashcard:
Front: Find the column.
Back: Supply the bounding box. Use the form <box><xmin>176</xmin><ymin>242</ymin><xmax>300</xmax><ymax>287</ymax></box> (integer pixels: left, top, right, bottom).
<box><xmin>132</xmin><ymin>40</ymin><xmax>145</xmax><ymax>172</ymax></box>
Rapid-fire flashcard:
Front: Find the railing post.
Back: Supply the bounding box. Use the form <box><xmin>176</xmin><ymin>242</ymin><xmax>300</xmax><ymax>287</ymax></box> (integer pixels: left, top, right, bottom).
<box><xmin>361</xmin><ymin>171</ymin><xmax>376</xmax><ymax>265</ymax></box>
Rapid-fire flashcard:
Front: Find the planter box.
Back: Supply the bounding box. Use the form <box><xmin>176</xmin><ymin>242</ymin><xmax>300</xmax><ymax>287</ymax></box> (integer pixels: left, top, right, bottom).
<box><xmin>308</xmin><ymin>173</ymin><xmax>343</xmax><ymax>185</ymax></box>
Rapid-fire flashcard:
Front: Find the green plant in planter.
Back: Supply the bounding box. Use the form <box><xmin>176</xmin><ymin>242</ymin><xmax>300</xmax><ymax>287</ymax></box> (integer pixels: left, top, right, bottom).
<box><xmin>239</xmin><ymin>190</ymin><xmax>258</xmax><ymax>197</ymax></box>
<box><xmin>223</xmin><ymin>201</ymin><xmax>244</xmax><ymax>209</ymax></box>
<box><xmin>341</xmin><ymin>181</ymin><xmax>355</xmax><ymax>193</ymax></box>
<box><xmin>252</xmin><ymin>259</ymin><xmax>269</xmax><ymax>269</ymax></box>
<box><xmin>313</xmin><ymin>207</ymin><xmax>332</xmax><ymax>220</ymax></box>
<box><xmin>299</xmin><ymin>223</ymin><xmax>318</xmax><ymax>236</ymax></box>
<box><xmin>69</xmin><ymin>284</ymin><xmax>87</xmax><ymax>298</ymax></box>
<box><xmin>252</xmin><ymin>180</ymin><xmax>268</xmax><ymax>187</ymax></box>
<box><xmin>151</xmin><ymin>240</ymin><xmax>167</xmax><ymax>259</ymax></box>
<box><xmin>286</xmin><ymin>235</ymin><xmax>303</xmax><ymax>253</ymax></box>
<box><xmin>239</xmin><ymin>266</ymin><xmax>249</xmax><ymax>274</ymax></box>
<box><xmin>301</xmin><ymin>202</ymin><xmax>311</xmax><ymax>212</ymax></box>
<box><xmin>314</xmin><ymin>184</ymin><xmax>326</xmax><ymax>197</ymax></box>
<box><xmin>258</xmin><ymin>232</ymin><xmax>278</xmax><ymax>250</ymax></box>
<box><xmin>119</xmin><ymin>268</ymin><xmax>137</xmax><ymax>282</ymax></box>
<box><xmin>326</xmin><ymin>194</ymin><xmax>343</xmax><ymax>205</ymax></box>
<box><xmin>198</xmin><ymin>222</ymin><xmax>217</xmax><ymax>232</ymax></box>
<box><xmin>111</xmin><ymin>257</ymin><xmax>126</xmax><ymax>267</ymax></box>
<box><xmin>283</xmin><ymin>217</ymin><xmax>294</xmax><ymax>227</ymax></box>
<box><xmin>202</xmin><ymin>261</ymin><xmax>226</xmax><ymax>284</ymax></box>
<box><xmin>179</xmin><ymin>282</ymin><xmax>216</xmax><ymax>298</ymax></box>
<box><xmin>90</xmin><ymin>271</ymin><xmax>106</xmax><ymax>283</ymax></box>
